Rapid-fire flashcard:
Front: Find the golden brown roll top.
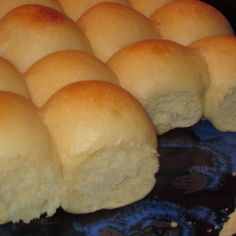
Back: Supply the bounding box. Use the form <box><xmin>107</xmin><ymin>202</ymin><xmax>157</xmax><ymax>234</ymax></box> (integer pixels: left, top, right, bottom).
<box><xmin>150</xmin><ymin>0</ymin><xmax>234</xmax><ymax>45</ymax></box>
<box><xmin>0</xmin><ymin>91</ymin><xmax>62</xmax><ymax>223</ymax></box>
<box><xmin>41</xmin><ymin>81</ymin><xmax>159</xmax><ymax>214</ymax></box>
<box><xmin>24</xmin><ymin>50</ymin><xmax>119</xmax><ymax>107</ymax></box>
<box><xmin>0</xmin><ymin>4</ymin><xmax>92</xmax><ymax>73</ymax></box>
<box><xmin>58</xmin><ymin>0</ymin><xmax>129</xmax><ymax>21</ymax></box>
<box><xmin>107</xmin><ymin>39</ymin><xmax>208</xmax><ymax>134</ymax></box>
<box><xmin>77</xmin><ymin>2</ymin><xmax>160</xmax><ymax>62</ymax></box>
<box><xmin>128</xmin><ymin>0</ymin><xmax>177</xmax><ymax>17</ymax></box>
<box><xmin>0</xmin><ymin>0</ymin><xmax>63</xmax><ymax>19</ymax></box>
<box><xmin>190</xmin><ymin>35</ymin><xmax>236</xmax><ymax>132</ymax></box>
<box><xmin>0</xmin><ymin>57</ymin><xmax>29</xmax><ymax>98</ymax></box>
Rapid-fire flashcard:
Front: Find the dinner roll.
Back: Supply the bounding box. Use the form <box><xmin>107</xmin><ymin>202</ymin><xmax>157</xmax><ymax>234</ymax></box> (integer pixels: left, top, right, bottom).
<box><xmin>150</xmin><ymin>0</ymin><xmax>234</xmax><ymax>45</ymax></box>
<box><xmin>128</xmin><ymin>0</ymin><xmax>176</xmax><ymax>17</ymax></box>
<box><xmin>0</xmin><ymin>0</ymin><xmax>62</xmax><ymax>19</ymax></box>
<box><xmin>220</xmin><ymin>209</ymin><xmax>236</xmax><ymax>236</ymax></box>
<box><xmin>0</xmin><ymin>5</ymin><xmax>92</xmax><ymax>73</ymax></box>
<box><xmin>107</xmin><ymin>39</ymin><xmax>208</xmax><ymax>134</ymax></box>
<box><xmin>25</xmin><ymin>50</ymin><xmax>119</xmax><ymax>107</ymax></box>
<box><xmin>58</xmin><ymin>0</ymin><xmax>128</xmax><ymax>21</ymax></box>
<box><xmin>0</xmin><ymin>57</ymin><xmax>29</xmax><ymax>98</ymax></box>
<box><xmin>0</xmin><ymin>91</ymin><xmax>62</xmax><ymax>223</ymax></box>
<box><xmin>41</xmin><ymin>81</ymin><xmax>158</xmax><ymax>214</ymax></box>
<box><xmin>77</xmin><ymin>2</ymin><xmax>159</xmax><ymax>62</ymax></box>
<box><xmin>190</xmin><ymin>36</ymin><xmax>236</xmax><ymax>132</ymax></box>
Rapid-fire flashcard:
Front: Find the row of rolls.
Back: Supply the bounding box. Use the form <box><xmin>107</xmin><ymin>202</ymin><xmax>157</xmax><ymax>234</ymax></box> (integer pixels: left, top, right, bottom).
<box><xmin>0</xmin><ymin>0</ymin><xmax>235</xmax><ymax>224</ymax></box>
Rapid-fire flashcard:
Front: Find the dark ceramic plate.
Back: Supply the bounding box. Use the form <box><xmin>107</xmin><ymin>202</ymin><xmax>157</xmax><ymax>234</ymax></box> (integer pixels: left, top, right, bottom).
<box><xmin>2</xmin><ymin>1</ymin><xmax>236</xmax><ymax>236</ymax></box>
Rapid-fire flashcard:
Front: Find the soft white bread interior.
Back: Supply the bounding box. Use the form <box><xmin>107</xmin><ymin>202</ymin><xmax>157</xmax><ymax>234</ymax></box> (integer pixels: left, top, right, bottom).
<box><xmin>190</xmin><ymin>36</ymin><xmax>236</xmax><ymax>132</ymax></box>
<box><xmin>150</xmin><ymin>0</ymin><xmax>234</xmax><ymax>45</ymax></box>
<box><xmin>0</xmin><ymin>57</ymin><xmax>30</xmax><ymax>98</ymax></box>
<box><xmin>24</xmin><ymin>50</ymin><xmax>119</xmax><ymax>107</ymax></box>
<box><xmin>58</xmin><ymin>0</ymin><xmax>128</xmax><ymax>21</ymax></box>
<box><xmin>41</xmin><ymin>81</ymin><xmax>158</xmax><ymax>214</ymax></box>
<box><xmin>0</xmin><ymin>91</ymin><xmax>62</xmax><ymax>223</ymax></box>
<box><xmin>0</xmin><ymin>4</ymin><xmax>92</xmax><ymax>73</ymax></box>
<box><xmin>107</xmin><ymin>39</ymin><xmax>208</xmax><ymax>134</ymax></box>
<box><xmin>77</xmin><ymin>2</ymin><xmax>159</xmax><ymax>62</ymax></box>
<box><xmin>0</xmin><ymin>0</ymin><xmax>63</xmax><ymax>19</ymax></box>
<box><xmin>128</xmin><ymin>0</ymin><xmax>177</xmax><ymax>17</ymax></box>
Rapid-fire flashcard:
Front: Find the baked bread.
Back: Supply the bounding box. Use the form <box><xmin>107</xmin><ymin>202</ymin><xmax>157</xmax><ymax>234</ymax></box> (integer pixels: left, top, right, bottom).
<box><xmin>77</xmin><ymin>2</ymin><xmax>159</xmax><ymax>62</ymax></box>
<box><xmin>0</xmin><ymin>4</ymin><xmax>92</xmax><ymax>73</ymax></box>
<box><xmin>128</xmin><ymin>0</ymin><xmax>177</xmax><ymax>17</ymax></box>
<box><xmin>220</xmin><ymin>209</ymin><xmax>236</xmax><ymax>236</ymax></box>
<box><xmin>0</xmin><ymin>57</ymin><xmax>29</xmax><ymax>98</ymax></box>
<box><xmin>150</xmin><ymin>0</ymin><xmax>234</xmax><ymax>45</ymax></box>
<box><xmin>0</xmin><ymin>91</ymin><xmax>62</xmax><ymax>223</ymax></box>
<box><xmin>0</xmin><ymin>0</ymin><xmax>62</xmax><ymax>19</ymax></box>
<box><xmin>190</xmin><ymin>35</ymin><xmax>236</xmax><ymax>132</ymax></box>
<box><xmin>58</xmin><ymin>0</ymin><xmax>128</xmax><ymax>21</ymax></box>
<box><xmin>41</xmin><ymin>81</ymin><xmax>158</xmax><ymax>213</ymax></box>
<box><xmin>107</xmin><ymin>39</ymin><xmax>208</xmax><ymax>134</ymax></box>
<box><xmin>24</xmin><ymin>50</ymin><xmax>119</xmax><ymax>107</ymax></box>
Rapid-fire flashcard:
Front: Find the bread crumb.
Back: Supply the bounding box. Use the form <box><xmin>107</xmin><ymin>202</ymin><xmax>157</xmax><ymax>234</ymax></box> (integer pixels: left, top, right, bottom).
<box><xmin>170</xmin><ymin>221</ymin><xmax>178</xmax><ymax>228</ymax></box>
<box><xmin>207</xmin><ymin>228</ymin><xmax>212</xmax><ymax>233</ymax></box>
